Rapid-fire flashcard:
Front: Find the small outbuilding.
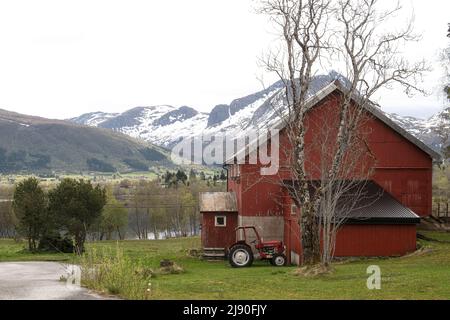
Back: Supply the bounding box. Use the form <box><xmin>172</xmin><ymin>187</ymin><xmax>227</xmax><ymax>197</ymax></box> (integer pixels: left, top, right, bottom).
<box><xmin>200</xmin><ymin>192</ymin><xmax>238</xmax><ymax>256</ymax></box>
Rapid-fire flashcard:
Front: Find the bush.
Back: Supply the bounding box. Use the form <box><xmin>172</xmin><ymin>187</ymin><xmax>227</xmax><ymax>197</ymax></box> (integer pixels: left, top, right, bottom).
<box><xmin>38</xmin><ymin>235</ymin><xmax>75</xmax><ymax>253</ymax></box>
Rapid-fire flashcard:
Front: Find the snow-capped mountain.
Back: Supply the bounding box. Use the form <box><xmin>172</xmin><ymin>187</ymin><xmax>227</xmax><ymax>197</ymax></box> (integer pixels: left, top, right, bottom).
<box><xmin>70</xmin><ymin>111</ymin><xmax>119</xmax><ymax>127</ymax></box>
<box><xmin>386</xmin><ymin>107</ymin><xmax>449</xmax><ymax>154</ymax></box>
<box><xmin>70</xmin><ymin>72</ymin><xmax>449</xmax><ymax>156</ymax></box>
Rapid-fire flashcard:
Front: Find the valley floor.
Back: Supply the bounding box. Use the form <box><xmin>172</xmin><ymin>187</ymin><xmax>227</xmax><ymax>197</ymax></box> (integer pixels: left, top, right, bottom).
<box><xmin>0</xmin><ymin>232</ymin><xmax>449</xmax><ymax>300</ymax></box>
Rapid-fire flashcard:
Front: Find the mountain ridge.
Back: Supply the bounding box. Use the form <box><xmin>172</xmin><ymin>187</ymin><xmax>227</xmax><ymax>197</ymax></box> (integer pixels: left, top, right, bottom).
<box><xmin>70</xmin><ymin>74</ymin><xmax>449</xmax><ymax>158</ymax></box>
<box><xmin>0</xmin><ymin>109</ymin><xmax>171</xmax><ymax>173</ymax></box>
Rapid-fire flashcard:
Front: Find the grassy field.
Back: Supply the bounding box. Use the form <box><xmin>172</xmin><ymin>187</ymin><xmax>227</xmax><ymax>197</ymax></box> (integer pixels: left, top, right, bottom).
<box><xmin>0</xmin><ymin>239</ymin><xmax>73</xmax><ymax>262</ymax></box>
<box><xmin>1</xmin><ymin>232</ymin><xmax>450</xmax><ymax>300</ymax></box>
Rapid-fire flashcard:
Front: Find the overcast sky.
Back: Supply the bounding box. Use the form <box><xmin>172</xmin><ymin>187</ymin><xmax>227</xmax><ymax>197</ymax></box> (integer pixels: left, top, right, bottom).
<box><xmin>0</xmin><ymin>0</ymin><xmax>448</xmax><ymax>120</ymax></box>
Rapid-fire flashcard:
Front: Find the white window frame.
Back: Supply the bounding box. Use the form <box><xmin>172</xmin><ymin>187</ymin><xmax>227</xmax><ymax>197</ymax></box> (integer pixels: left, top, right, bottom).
<box><xmin>215</xmin><ymin>215</ymin><xmax>227</xmax><ymax>227</ymax></box>
<box><xmin>230</xmin><ymin>164</ymin><xmax>241</xmax><ymax>179</ymax></box>
<box><xmin>291</xmin><ymin>204</ymin><xmax>298</xmax><ymax>216</ymax></box>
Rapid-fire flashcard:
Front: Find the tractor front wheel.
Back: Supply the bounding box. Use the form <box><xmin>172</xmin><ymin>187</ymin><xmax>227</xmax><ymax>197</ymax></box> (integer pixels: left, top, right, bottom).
<box><xmin>271</xmin><ymin>254</ymin><xmax>287</xmax><ymax>267</ymax></box>
<box><xmin>229</xmin><ymin>244</ymin><xmax>254</xmax><ymax>268</ymax></box>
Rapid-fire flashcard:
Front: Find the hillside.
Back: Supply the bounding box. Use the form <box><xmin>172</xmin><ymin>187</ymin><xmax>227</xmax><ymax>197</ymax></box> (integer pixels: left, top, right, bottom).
<box><xmin>0</xmin><ymin>109</ymin><xmax>170</xmax><ymax>173</ymax></box>
<box><xmin>70</xmin><ymin>72</ymin><xmax>449</xmax><ymax>157</ymax></box>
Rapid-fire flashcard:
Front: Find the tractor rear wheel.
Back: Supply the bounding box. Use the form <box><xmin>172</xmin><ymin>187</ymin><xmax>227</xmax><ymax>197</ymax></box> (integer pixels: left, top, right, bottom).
<box><xmin>271</xmin><ymin>254</ymin><xmax>287</xmax><ymax>267</ymax></box>
<box><xmin>229</xmin><ymin>244</ymin><xmax>254</xmax><ymax>268</ymax></box>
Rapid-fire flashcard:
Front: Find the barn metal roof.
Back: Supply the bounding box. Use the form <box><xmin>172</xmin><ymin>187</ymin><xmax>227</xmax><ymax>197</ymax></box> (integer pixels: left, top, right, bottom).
<box><xmin>340</xmin><ymin>181</ymin><xmax>421</xmax><ymax>225</ymax></box>
<box><xmin>199</xmin><ymin>192</ymin><xmax>238</xmax><ymax>213</ymax></box>
<box><xmin>225</xmin><ymin>81</ymin><xmax>441</xmax><ymax>165</ymax></box>
<box><xmin>284</xmin><ymin>180</ymin><xmax>421</xmax><ymax>225</ymax></box>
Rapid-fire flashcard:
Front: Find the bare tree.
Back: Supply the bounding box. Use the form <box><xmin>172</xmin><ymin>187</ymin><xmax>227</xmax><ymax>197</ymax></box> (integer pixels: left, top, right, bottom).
<box><xmin>259</xmin><ymin>0</ymin><xmax>428</xmax><ymax>266</ymax></box>
<box><xmin>312</xmin><ymin>112</ymin><xmax>377</xmax><ymax>265</ymax></box>
<box><xmin>129</xmin><ymin>182</ymin><xmax>151</xmax><ymax>240</ymax></box>
<box><xmin>444</xmin><ymin>23</ymin><xmax>450</xmax><ymax>101</ymax></box>
<box><xmin>0</xmin><ymin>201</ymin><xmax>16</xmax><ymax>238</ymax></box>
<box><xmin>259</xmin><ymin>0</ymin><xmax>333</xmax><ymax>265</ymax></box>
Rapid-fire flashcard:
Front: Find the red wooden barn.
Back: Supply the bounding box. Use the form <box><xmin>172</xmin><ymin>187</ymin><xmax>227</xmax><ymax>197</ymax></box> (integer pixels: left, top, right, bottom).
<box><xmin>200</xmin><ymin>81</ymin><xmax>440</xmax><ymax>265</ymax></box>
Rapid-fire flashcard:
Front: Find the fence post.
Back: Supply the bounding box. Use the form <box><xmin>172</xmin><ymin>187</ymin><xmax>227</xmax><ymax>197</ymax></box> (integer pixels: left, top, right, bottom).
<box><xmin>432</xmin><ymin>202</ymin><xmax>436</xmax><ymax>218</ymax></box>
<box><xmin>446</xmin><ymin>202</ymin><xmax>449</xmax><ymax>219</ymax></box>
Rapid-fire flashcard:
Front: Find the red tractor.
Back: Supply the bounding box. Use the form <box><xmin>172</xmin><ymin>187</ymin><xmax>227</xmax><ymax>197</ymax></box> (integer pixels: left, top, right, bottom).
<box><xmin>228</xmin><ymin>226</ymin><xmax>287</xmax><ymax>268</ymax></box>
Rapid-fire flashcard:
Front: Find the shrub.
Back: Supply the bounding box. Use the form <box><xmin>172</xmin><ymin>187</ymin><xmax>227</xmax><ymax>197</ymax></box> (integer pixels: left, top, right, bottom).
<box><xmin>38</xmin><ymin>235</ymin><xmax>75</xmax><ymax>253</ymax></box>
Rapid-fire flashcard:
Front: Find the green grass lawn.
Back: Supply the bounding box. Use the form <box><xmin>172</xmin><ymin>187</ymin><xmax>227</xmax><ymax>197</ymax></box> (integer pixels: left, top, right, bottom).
<box><xmin>1</xmin><ymin>232</ymin><xmax>450</xmax><ymax>300</ymax></box>
<box><xmin>0</xmin><ymin>239</ymin><xmax>73</xmax><ymax>262</ymax></box>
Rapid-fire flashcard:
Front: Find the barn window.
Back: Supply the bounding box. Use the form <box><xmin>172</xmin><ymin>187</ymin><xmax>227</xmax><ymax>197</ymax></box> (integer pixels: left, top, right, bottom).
<box><xmin>230</xmin><ymin>165</ymin><xmax>241</xmax><ymax>179</ymax></box>
<box><xmin>215</xmin><ymin>215</ymin><xmax>227</xmax><ymax>227</ymax></box>
<box><xmin>291</xmin><ymin>204</ymin><xmax>298</xmax><ymax>216</ymax></box>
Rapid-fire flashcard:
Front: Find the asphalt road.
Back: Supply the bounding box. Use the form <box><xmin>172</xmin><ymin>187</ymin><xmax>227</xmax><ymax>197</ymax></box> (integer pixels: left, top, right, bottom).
<box><xmin>0</xmin><ymin>262</ymin><xmax>111</xmax><ymax>300</ymax></box>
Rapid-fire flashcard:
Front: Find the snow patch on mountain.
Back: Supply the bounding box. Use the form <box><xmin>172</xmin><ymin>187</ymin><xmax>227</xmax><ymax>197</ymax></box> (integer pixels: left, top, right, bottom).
<box><xmin>70</xmin><ymin>73</ymin><xmax>449</xmax><ymax>156</ymax></box>
<box><xmin>70</xmin><ymin>111</ymin><xmax>118</xmax><ymax>127</ymax></box>
<box><xmin>385</xmin><ymin>107</ymin><xmax>449</xmax><ymax>152</ymax></box>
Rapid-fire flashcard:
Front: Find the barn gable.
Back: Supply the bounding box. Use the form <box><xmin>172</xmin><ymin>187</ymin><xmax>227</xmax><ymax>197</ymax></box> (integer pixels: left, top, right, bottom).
<box><xmin>226</xmin><ymin>81</ymin><xmax>441</xmax><ymax>165</ymax></box>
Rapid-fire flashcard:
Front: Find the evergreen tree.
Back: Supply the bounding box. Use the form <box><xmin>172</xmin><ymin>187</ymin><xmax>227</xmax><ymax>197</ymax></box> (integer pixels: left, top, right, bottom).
<box><xmin>12</xmin><ymin>178</ymin><xmax>49</xmax><ymax>252</ymax></box>
<box><xmin>49</xmin><ymin>179</ymin><xmax>106</xmax><ymax>254</ymax></box>
<box><xmin>189</xmin><ymin>169</ymin><xmax>197</xmax><ymax>181</ymax></box>
<box><xmin>176</xmin><ymin>170</ymin><xmax>188</xmax><ymax>185</ymax></box>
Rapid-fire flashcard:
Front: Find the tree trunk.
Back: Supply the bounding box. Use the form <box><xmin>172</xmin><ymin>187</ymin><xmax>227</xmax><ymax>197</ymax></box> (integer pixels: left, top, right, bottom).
<box><xmin>117</xmin><ymin>227</ymin><xmax>123</xmax><ymax>240</ymax></box>
<box><xmin>74</xmin><ymin>232</ymin><xmax>86</xmax><ymax>255</ymax></box>
<box><xmin>300</xmin><ymin>206</ymin><xmax>321</xmax><ymax>265</ymax></box>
